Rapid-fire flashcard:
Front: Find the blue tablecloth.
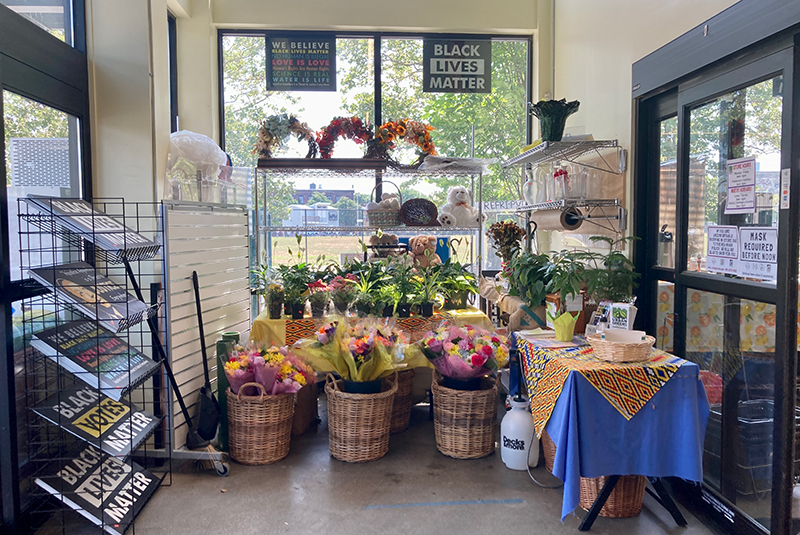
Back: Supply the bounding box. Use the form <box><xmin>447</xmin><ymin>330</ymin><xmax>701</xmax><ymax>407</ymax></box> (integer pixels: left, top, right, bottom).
<box><xmin>518</xmin><ymin>335</ymin><xmax>709</xmax><ymax>521</ymax></box>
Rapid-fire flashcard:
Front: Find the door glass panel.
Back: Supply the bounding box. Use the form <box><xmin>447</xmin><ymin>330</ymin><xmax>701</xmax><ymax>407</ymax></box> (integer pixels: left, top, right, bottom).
<box><xmin>657</xmin><ymin>117</ymin><xmax>677</xmax><ymax>268</ymax></box>
<box><xmin>685</xmin><ymin>289</ymin><xmax>774</xmax><ymax>529</ymax></box>
<box><xmin>1</xmin><ymin>0</ymin><xmax>74</xmax><ymax>44</ymax></box>
<box><xmin>686</xmin><ymin>76</ymin><xmax>782</xmax><ymax>282</ymax></box>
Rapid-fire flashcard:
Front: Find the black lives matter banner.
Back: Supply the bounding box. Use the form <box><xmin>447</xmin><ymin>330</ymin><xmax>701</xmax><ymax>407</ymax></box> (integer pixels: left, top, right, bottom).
<box><xmin>423</xmin><ymin>39</ymin><xmax>491</xmax><ymax>94</ymax></box>
<box><xmin>266</xmin><ymin>36</ymin><xmax>336</xmax><ymax>91</ymax></box>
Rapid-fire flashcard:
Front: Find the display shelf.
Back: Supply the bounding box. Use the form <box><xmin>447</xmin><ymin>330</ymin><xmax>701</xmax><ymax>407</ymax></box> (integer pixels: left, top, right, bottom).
<box><xmin>501</xmin><ymin>140</ymin><xmax>625</xmax><ymax>175</ymax></box>
<box><xmin>514</xmin><ymin>198</ymin><xmax>620</xmax><ymax>213</ymax></box>
<box><xmin>258</xmin><ymin>225</ymin><xmax>481</xmax><ymax>234</ymax></box>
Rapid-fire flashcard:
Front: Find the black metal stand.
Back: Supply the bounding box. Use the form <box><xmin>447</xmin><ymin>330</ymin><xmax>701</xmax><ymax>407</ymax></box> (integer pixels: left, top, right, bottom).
<box><xmin>578</xmin><ymin>477</ymin><xmax>686</xmax><ymax>531</ymax></box>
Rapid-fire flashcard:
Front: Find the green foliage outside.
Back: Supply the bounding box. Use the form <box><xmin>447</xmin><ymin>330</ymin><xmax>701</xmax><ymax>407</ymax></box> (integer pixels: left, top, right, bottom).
<box><xmin>308</xmin><ymin>191</ymin><xmax>331</xmax><ymax>205</ymax></box>
<box><xmin>333</xmin><ymin>196</ymin><xmax>358</xmax><ymax>227</ymax></box>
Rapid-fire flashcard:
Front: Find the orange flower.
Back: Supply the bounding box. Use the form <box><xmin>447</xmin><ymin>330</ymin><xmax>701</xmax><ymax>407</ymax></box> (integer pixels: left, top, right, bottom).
<box><xmin>698</xmin><ymin>314</ymin><xmax>711</xmax><ymax>327</ymax></box>
<box><xmin>690</xmin><ymin>326</ymin><xmax>701</xmax><ymax>336</ymax></box>
<box><xmin>755</xmin><ymin>325</ymin><xmax>767</xmax><ymax>336</ymax></box>
<box><xmin>691</xmin><ymin>292</ymin><xmax>702</xmax><ymax>303</ymax></box>
<box><xmin>763</xmin><ymin>313</ymin><xmax>776</xmax><ymax>326</ymax></box>
<box><xmin>659</xmin><ymin>291</ymin><xmax>670</xmax><ymax>302</ymax></box>
<box><xmin>658</xmin><ymin>326</ymin><xmax>669</xmax><ymax>336</ymax></box>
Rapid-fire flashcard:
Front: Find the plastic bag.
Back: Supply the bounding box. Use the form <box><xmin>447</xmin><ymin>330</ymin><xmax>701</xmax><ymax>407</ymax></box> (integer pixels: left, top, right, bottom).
<box><xmin>167</xmin><ymin>130</ymin><xmax>227</xmax><ymax>178</ymax></box>
<box><xmin>418</xmin><ymin>156</ymin><xmax>496</xmax><ymax>174</ymax></box>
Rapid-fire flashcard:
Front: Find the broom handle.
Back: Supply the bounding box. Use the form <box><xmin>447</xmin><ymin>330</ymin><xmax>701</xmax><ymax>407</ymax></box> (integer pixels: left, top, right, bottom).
<box><xmin>192</xmin><ymin>271</ymin><xmax>211</xmax><ymax>387</ymax></box>
<box><xmin>124</xmin><ymin>259</ymin><xmax>197</xmax><ymax>431</ymax></box>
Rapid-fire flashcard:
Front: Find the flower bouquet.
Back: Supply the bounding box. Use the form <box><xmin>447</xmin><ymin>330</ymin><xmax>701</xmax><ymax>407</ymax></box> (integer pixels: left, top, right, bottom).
<box><xmin>417</xmin><ymin>325</ymin><xmax>509</xmax><ymax>389</ymax></box>
<box><xmin>224</xmin><ymin>344</ymin><xmax>313</xmax><ymax>396</ymax></box>
<box><xmin>295</xmin><ymin>317</ymin><xmax>405</xmax><ymax>392</ymax></box>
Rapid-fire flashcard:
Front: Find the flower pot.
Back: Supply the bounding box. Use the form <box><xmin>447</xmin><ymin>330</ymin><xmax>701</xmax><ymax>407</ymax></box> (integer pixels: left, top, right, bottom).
<box><xmin>440</xmin><ymin>376</ymin><xmax>483</xmax><ymax>391</ymax></box>
<box><xmin>333</xmin><ymin>300</ymin><xmax>350</xmax><ymax>315</ymax></box>
<box><xmin>443</xmin><ymin>290</ymin><xmax>470</xmax><ymax>310</ymax></box>
<box><xmin>342</xmin><ymin>378</ymin><xmax>383</xmax><ymax>394</ymax></box>
<box><xmin>289</xmin><ymin>302</ymin><xmax>305</xmax><ymax>319</ymax></box>
<box><xmin>311</xmin><ymin>303</ymin><xmax>327</xmax><ymax>318</ymax></box>
<box><xmin>284</xmin><ymin>302</ymin><xmax>291</xmax><ymax>316</ymax></box>
<box><xmin>420</xmin><ymin>302</ymin><xmax>434</xmax><ymax>317</ymax></box>
<box><xmin>355</xmin><ymin>303</ymin><xmax>371</xmax><ymax>317</ymax></box>
<box><xmin>396</xmin><ymin>303</ymin><xmax>411</xmax><ymax>318</ymax></box>
<box><xmin>382</xmin><ymin>305</ymin><xmax>394</xmax><ymax>317</ymax></box>
<box><xmin>268</xmin><ymin>302</ymin><xmax>283</xmax><ymax>319</ymax></box>
<box><xmin>529</xmin><ymin>99</ymin><xmax>580</xmax><ymax>142</ymax></box>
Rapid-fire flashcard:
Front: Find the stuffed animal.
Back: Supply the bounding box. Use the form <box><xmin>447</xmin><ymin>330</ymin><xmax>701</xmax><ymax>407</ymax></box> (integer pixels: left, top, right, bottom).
<box><xmin>438</xmin><ymin>186</ymin><xmax>484</xmax><ymax>227</ymax></box>
<box><xmin>367</xmin><ymin>233</ymin><xmax>405</xmax><ymax>258</ymax></box>
<box><xmin>408</xmin><ymin>235</ymin><xmax>441</xmax><ymax>268</ymax></box>
<box><xmin>365</xmin><ymin>192</ymin><xmax>401</xmax><ymax>211</ymax></box>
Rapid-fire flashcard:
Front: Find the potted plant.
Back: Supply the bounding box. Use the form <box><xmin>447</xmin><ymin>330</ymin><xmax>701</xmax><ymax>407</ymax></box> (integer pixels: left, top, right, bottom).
<box><xmin>251</xmin><ymin>262</ymin><xmax>285</xmax><ymax>319</ymax></box>
<box><xmin>413</xmin><ymin>265</ymin><xmax>441</xmax><ymax>317</ymax></box>
<box><xmin>279</xmin><ymin>262</ymin><xmax>313</xmax><ymax>319</ymax></box>
<box><xmin>307</xmin><ymin>280</ymin><xmax>330</xmax><ymax>318</ymax></box>
<box><xmin>504</xmin><ymin>250</ymin><xmax>551</xmax><ymax>325</ymax></box>
<box><xmin>578</xmin><ymin>236</ymin><xmax>640</xmax><ymax>304</ymax></box>
<box><xmin>329</xmin><ymin>274</ymin><xmax>358</xmax><ymax>314</ymax></box>
<box><xmin>266</xmin><ymin>284</ymin><xmax>285</xmax><ymax>319</ymax></box>
<box><xmin>439</xmin><ymin>258</ymin><xmax>479</xmax><ymax>310</ymax></box>
<box><xmin>486</xmin><ymin>220</ymin><xmax>526</xmax><ymax>265</ymax></box>
<box><xmin>349</xmin><ymin>261</ymin><xmax>385</xmax><ymax>316</ymax></box>
<box><xmin>542</xmin><ymin>249</ymin><xmax>585</xmax><ymax>341</ymax></box>
<box><xmin>377</xmin><ymin>284</ymin><xmax>399</xmax><ymax>317</ymax></box>
<box><xmin>387</xmin><ymin>257</ymin><xmax>415</xmax><ymax>318</ymax></box>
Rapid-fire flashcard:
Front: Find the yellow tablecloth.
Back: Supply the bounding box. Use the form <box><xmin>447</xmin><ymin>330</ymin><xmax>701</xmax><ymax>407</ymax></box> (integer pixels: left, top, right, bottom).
<box><xmin>249</xmin><ymin>307</ymin><xmax>493</xmax><ymax>348</ymax></box>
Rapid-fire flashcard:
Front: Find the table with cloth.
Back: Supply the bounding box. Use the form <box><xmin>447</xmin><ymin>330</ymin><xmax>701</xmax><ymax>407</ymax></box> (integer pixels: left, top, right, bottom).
<box><xmin>518</xmin><ymin>337</ymin><xmax>710</xmax><ymax>525</ymax></box>
<box><xmin>249</xmin><ymin>307</ymin><xmax>493</xmax><ymax>347</ymax></box>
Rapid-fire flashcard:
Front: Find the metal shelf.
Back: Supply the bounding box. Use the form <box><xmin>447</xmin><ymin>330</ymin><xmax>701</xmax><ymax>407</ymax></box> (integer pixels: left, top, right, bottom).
<box><xmin>501</xmin><ymin>140</ymin><xmax>625</xmax><ymax>174</ymax></box>
<box><xmin>514</xmin><ymin>198</ymin><xmax>620</xmax><ymax>213</ymax></box>
<box><xmin>259</xmin><ymin>225</ymin><xmax>481</xmax><ymax>234</ymax></box>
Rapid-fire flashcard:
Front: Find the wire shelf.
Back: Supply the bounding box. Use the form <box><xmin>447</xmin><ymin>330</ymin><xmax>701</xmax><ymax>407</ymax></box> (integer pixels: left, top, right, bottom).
<box><xmin>501</xmin><ymin>140</ymin><xmax>624</xmax><ymax>174</ymax></box>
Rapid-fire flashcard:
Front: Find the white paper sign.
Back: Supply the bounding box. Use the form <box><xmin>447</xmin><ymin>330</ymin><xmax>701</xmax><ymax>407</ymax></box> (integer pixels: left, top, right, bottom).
<box><xmin>781</xmin><ymin>168</ymin><xmax>791</xmax><ymax>210</ymax></box>
<box><xmin>706</xmin><ymin>225</ymin><xmax>739</xmax><ymax>275</ymax></box>
<box><xmin>738</xmin><ymin>226</ymin><xmax>777</xmax><ymax>280</ymax></box>
<box><xmin>724</xmin><ymin>156</ymin><xmax>757</xmax><ymax>214</ymax></box>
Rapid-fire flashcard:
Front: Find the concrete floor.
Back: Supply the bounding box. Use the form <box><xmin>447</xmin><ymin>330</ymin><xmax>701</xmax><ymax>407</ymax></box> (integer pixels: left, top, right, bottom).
<box><xmin>41</xmin><ymin>395</ymin><xmax>719</xmax><ymax>535</ymax></box>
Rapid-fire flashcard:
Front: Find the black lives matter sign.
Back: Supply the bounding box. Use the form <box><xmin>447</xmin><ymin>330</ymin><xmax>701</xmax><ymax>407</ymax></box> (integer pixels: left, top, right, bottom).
<box><xmin>266</xmin><ymin>36</ymin><xmax>336</xmax><ymax>91</ymax></box>
<box><xmin>423</xmin><ymin>39</ymin><xmax>491</xmax><ymax>94</ymax></box>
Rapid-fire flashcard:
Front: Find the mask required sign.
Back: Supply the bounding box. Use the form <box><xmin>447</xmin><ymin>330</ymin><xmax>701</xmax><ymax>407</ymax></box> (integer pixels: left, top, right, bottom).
<box><xmin>423</xmin><ymin>39</ymin><xmax>491</xmax><ymax>94</ymax></box>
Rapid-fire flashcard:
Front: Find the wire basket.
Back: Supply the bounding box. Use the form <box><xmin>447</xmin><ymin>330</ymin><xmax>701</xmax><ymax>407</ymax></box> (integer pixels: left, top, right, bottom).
<box><xmin>325</xmin><ymin>373</ymin><xmax>398</xmax><ymax>462</ymax></box>
<box><xmin>586</xmin><ymin>333</ymin><xmax>655</xmax><ymax>363</ymax></box>
<box><xmin>579</xmin><ymin>475</ymin><xmax>647</xmax><ymax>518</ymax></box>
<box><xmin>226</xmin><ymin>383</ymin><xmax>296</xmax><ymax>465</ymax></box>
<box><xmin>431</xmin><ymin>372</ymin><xmax>497</xmax><ymax>459</ymax></box>
<box><xmin>390</xmin><ymin>368</ymin><xmax>416</xmax><ymax>434</ymax></box>
<box><xmin>367</xmin><ymin>181</ymin><xmax>402</xmax><ymax>227</ymax></box>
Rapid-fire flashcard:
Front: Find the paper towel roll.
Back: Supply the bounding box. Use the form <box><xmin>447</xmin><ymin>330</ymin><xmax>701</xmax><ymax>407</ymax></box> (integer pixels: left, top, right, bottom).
<box><xmin>532</xmin><ymin>208</ymin><xmax>583</xmax><ymax>231</ymax></box>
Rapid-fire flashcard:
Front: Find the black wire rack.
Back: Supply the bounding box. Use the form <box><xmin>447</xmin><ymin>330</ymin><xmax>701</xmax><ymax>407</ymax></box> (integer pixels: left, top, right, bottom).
<box><xmin>16</xmin><ymin>198</ymin><xmax>171</xmax><ymax>534</ymax></box>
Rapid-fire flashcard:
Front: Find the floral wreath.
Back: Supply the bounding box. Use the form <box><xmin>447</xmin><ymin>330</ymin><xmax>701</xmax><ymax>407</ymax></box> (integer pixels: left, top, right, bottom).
<box><xmin>252</xmin><ymin>113</ymin><xmax>318</xmax><ymax>159</ymax></box>
<box><xmin>318</xmin><ymin>116</ymin><xmax>436</xmax><ymax>167</ymax></box>
<box><xmin>316</xmin><ymin>116</ymin><xmax>373</xmax><ymax>159</ymax></box>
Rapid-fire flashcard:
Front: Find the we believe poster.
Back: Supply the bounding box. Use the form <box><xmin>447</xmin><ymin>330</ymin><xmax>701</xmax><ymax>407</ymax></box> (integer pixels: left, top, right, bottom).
<box><xmin>266</xmin><ymin>36</ymin><xmax>336</xmax><ymax>91</ymax></box>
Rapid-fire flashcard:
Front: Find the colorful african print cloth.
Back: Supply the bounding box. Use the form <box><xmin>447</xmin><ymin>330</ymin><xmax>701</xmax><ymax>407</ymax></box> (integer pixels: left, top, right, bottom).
<box><xmin>519</xmin><ymin>339</ymin><xmax>686</xmax><ymax>437</ymax></box>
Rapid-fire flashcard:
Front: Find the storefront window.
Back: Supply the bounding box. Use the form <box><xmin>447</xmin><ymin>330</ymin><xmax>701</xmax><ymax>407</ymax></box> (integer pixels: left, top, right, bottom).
<box><xmin>0</xmin><ymin>0</ymin><xmax>74</xmax><ymax>44</ymax></box>
<box><xmin>657</xmin><ymin>117</ymin><xmax>677</xmax><ymax>268</ymax></box>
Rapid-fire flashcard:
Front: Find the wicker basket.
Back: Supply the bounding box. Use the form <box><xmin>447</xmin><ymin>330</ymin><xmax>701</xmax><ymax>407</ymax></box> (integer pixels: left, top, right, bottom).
<box><xmin>579</xmin><ymin>475</ymin><xmax>647</xmax><ymax>518</ymax></box>
<box><xmin>390</xmin><ymin>368</ymin><xmax>416</xmax><ymax>434</ymax></box>
<box><xmin>542</xmin><ymin>429</ymin><xmax>556</xmax><ymax>473</ymax></box>
<box><xmin>367</xmin><ymin>181</ymin><xmax>402</xmax><ymax>227</ymax></box>
<box><xmin>325</xmin><ymin>373</ymin><xmax>398</xmax><ymax>462</ymax></box>
<box><xmin>400</xmin><ymin>198</ymin><xmax>438</xmax><ymax>226</ymax></box>
<box><xmin>586</xmin><ymin>333</ymin><xmax>655</xmax><ymax>363</ymax></box>
<box><xmin>431</xmin><ymin>373</ymin><xmax>497</xmax><ymax>459</ymax></box>
<box><xmin>226</xmin><ymin>383</ymin><xmax>296</xmax><ymax>465</ymax></box>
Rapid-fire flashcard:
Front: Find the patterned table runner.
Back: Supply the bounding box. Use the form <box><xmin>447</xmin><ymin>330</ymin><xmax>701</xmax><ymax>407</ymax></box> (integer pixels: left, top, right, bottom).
<box><xmin>519</xmin><ymin>339</ymin><xmax>686</xmax><ymax>437</ymax></box>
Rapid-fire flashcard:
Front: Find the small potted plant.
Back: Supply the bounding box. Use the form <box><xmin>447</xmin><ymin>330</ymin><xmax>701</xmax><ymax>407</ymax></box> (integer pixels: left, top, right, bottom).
<box><xmin>307</xmin><ymin>280</ymin><xmax>330</xmax><ymax>318</ymax></box>
<box><xmin>266</xmin><ymin>284</ymin><xmax>285</xmax><ymax>319</ymax></box>
<box><xmin>504</xmin><ymin>250</ymin><xmax>551</xmax><ymax>324</ymax></box>
<box><xmin>377</xmin><ymin>284</ymin><xmax>398</xmax><ymax>317</ymax></box>
<box><xmin>542</xmin><ymin>250</ymin><xmax>585</xmax><ymax>341</ymax></box>
<box><xmin>413</xmin><ymin>265</ymin><xmax>441</xmax><ymax>317</ymax></box>
<box><xmin>578</xmin><ymin>236</ymin><xmax>640</xmax><ymax>304</ymax></box>
<box><xmin>251</xmin><ymin>262</ymin><xmax>286</xmax><ymax>319</ymax></box>
<box><xmin>439</xmin><ymin>258</ymin><xmax>479</xmax><ymax>310</ymax></box>
<box><xmin>280</xmin><ymin>262</ymin><xmax>313</xmax><ymax>319</ymax></box>
<box><xmin>329</xmin><ymin>274</ymin><xmax>358</xmax><ymax>314</ymax></box>
<box><xmin>388</xmin><ymin>257</ymin><xmax>415</xmax><ymax>318</ymax></box>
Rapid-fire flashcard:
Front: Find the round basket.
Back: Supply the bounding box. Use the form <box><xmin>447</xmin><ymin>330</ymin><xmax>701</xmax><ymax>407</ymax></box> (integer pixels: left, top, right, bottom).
<box><xmin>400</xmin><ymin>198</ymin><xmax>439</xmax><ymax>226</ymax></box>
<box><xmin>390</xmin><ymin>368</ymin><xmax>416</xmax><ymax>434</ymax></box>
<box><xmin>586</xmin><ymin>334</ymin><xmax>655</xmax><ymax>363</ymax></box>
<box><xmin>325</xmin><ymin>373</ymin><xmax>398</xmax><ymax>462</ymax></box>
<box><xmin>226</xmin><ymin>383</ymin><xmax>296</xmax><ymax>465</ymax></box>
<box><xmin>542</xmin><ymin>429</ymin><xmax>556</xmax><ymax>473</ymax></box>
<box><xmin>367</xmin><ymin>181</ymin><xmax>402</xmax><ymax>227</ymax></box>
<box><xmin>579</xmin><ymin>475</ymin><xmax>647</xmax><ymax>518</ymax></box>
<box><xmin>431</xmin><ymin>372</ymin><xmax>497</xmax><ymax>459</ymax></box>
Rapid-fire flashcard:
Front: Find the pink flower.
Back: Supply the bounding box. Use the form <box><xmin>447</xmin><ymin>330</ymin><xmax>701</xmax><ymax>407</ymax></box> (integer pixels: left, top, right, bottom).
<box><xmin>443</xmin><ymin>342</ymin><xmax>455</xmax><ymax>352</ymax></box>
<box><xmin>458</xmin><ymin>339</ymin><xmax>471</xmax><ymax>351</ymax></box>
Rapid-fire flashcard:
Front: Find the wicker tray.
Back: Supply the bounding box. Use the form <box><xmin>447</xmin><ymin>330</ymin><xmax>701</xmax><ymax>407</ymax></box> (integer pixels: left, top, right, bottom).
<box><xmin>580</xmin><ymin>475</ymin><xmax>647</xmax><ymax>518</ymax></box>
<box><xmin>586</xmin><ymin>333</ymin><xmax>655</xmax><ymax>363</ymax></box>
<box><xmin>390</xmin><ymin>368</ymin><xmax>416</xmax><ymax>434</ymax></box>
<box><xmin>367</xmin><ymin>181</ymin><xmax>402</xmax><ymax>227</ymax></box>
<box><xmin>325</xmin><ymin>373</ymin><xmax>398</xmax><ymax>462</ymax></box>
<box><xmin>226</xmin><ymin>383</ymin><xmax>296</xmax><ymax>465</ymax></box>
<box><xmin>431</xmin><ymin>373</ymin><xmax>497</xmax><ymax>459</ymax></box>
<box><xmin>400</xmin><ymin>198</ymin><xmax>439</xmax><ymax>226</ymax></box>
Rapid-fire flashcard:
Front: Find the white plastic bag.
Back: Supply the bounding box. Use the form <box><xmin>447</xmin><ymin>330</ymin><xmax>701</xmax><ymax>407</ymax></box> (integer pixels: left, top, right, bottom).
<box><xmin>166</xmin><ymin>130</ymin><xmax>227</xmax><ymax>178</ymax></box>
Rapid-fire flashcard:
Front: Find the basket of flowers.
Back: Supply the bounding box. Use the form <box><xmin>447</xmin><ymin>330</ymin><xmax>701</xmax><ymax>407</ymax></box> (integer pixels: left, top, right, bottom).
<box><xmin>414</xmin><ymin>325</ymin><xmax>509</xmax><ymax>459</ymax></box>
<box><xmin>223</xmin><ymin>344</ymin><xmax>313</xmax><ymax>465</ymax></box>
<box><xmin>295</xmin><ymin>318</ymin><xmax>407</xmax><ymax>462</ymax></box>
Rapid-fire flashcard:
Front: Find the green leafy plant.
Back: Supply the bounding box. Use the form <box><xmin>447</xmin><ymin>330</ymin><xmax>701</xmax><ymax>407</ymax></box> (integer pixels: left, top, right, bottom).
<box><xmin>412</xmin><ymin>265</ymin><xmax>442</xmax><ymax>305</ymax></box>
<box><xmin>386</xmin><ymin>256</ymin><xmax>416</xmax><ymax>305</ymax></box>
<box><xmin>577</xmin><ymin>236</ymin><xmax>640</xmax><ymax>303</ymax></box>
<box><xmin>505</xmin><ymin>250</ymin><xmax>551</xmax><ymax>308</ymax></box>
<box><xmin>542</xmin><ymin>249</ymin><xmax>585</xmax><ymax>313</ymax></box>
<box><xmin>438</xmin><ymin>257</ymin><xmax>479</xmax><ymax>300</ymax></box>
<box><xmin>278</xmin><ymin>262</ymin><xmax>314</xmax><ymax>305</ymax></box>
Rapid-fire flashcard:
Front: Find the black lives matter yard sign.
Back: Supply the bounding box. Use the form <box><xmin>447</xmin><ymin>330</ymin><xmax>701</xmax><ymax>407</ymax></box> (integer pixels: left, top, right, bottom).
<box><xmin>266</xmin><ymin>36</ymin><xmax>336</xmax><ymax>91</ymax></box>
<box><xmin>423</xmin><ymin>39</ymin><xmax>491</xmax><ymax>94</ymax></box>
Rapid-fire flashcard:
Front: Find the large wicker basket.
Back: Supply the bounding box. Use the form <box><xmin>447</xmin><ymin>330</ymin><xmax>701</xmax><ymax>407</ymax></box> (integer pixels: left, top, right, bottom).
<box><xmin>226</xmin><ymin>383</ymin><xmax>296</xmax><ymax>465</ymax></box>
<box><xmin>580</xmin><ymin>475</ymin><xmax>647</xmax><ymax>518</ymax></box>
<box><xmin>366</xmin><ymin>181</ymin><xmax>402</xmax><ymax>227</ymax></box>
<box><xmin>390</xmin><ymin>368</ymin><xmax>416</xmax><ymax>434</ymax></box>
<box><xmin>325</xmin><ymin>373</ymin><xmax>398</xmax><ymax>462</ymax></box>
<box><xmin>431</xmin><ymin>373</ymin><xmax>497</xmax><ymax>459</ymax></box>
<box><xmin>586</xmin><ymin>333</ymin><xmax>655</xmax><ymax>363</ymax></box>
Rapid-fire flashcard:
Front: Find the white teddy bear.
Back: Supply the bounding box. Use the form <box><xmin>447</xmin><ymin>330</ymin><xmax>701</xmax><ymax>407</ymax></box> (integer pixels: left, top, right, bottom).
<box><xmin>438</xmin><ymin>186</ymin><xmax>483</xmax><ymax>227</ymax></box>
<box><xmin>365</xmin><ymin>192</ymin><xmax>401</xmax><ymax>211</ymax></box>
